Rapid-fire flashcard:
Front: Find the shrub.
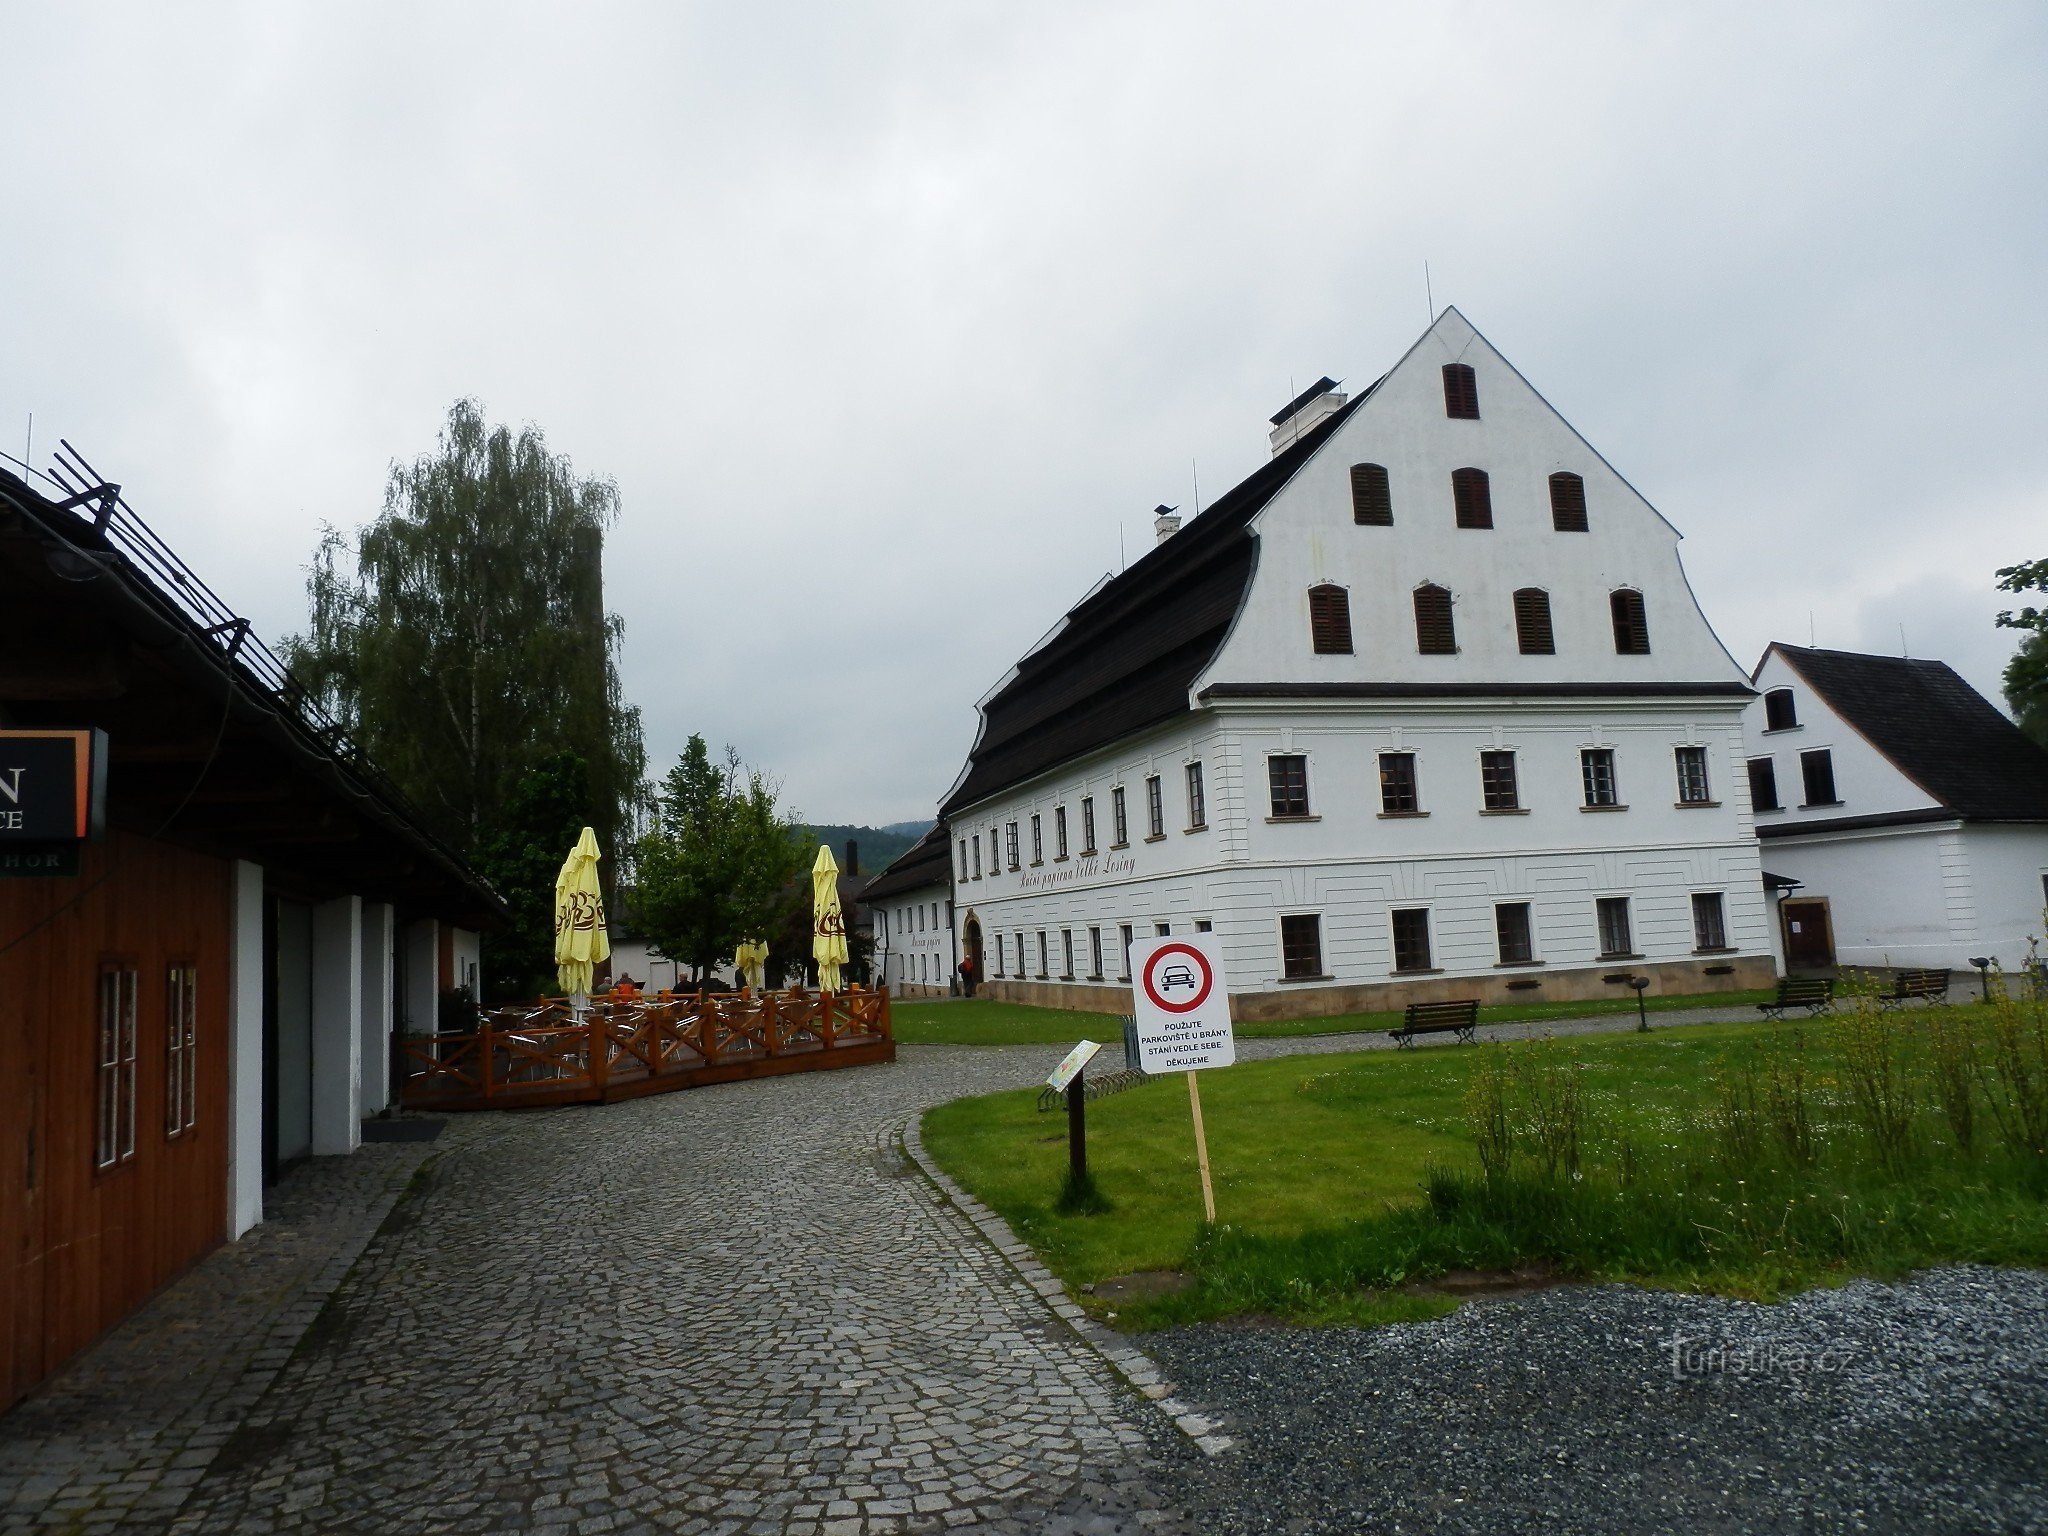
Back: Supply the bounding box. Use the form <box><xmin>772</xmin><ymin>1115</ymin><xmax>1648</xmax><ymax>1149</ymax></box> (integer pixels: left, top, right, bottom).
<box><xmin>1832</xmin><ymin>1005</ymin><xmax>1918</xmax><ymax>1173</ymax></box>
<box><xmin>1981</xmin><ymin>983</ymin><xmax>2048</xmax><ymax>1159</ymax></box>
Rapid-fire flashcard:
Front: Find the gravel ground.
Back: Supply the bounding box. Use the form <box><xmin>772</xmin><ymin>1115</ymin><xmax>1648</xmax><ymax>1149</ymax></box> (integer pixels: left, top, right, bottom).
<box><xmin>1144</xmin><ymin>1265</ymin><xmax>2048</xmax><ymax>1535</ymax></box>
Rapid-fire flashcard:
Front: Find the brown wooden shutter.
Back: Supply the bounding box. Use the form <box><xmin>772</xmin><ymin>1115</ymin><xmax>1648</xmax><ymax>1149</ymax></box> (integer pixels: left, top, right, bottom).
<box><xmin>1610</xmin><ymin>589</ymin><xmax>1650</xmax><ymax>653</ymax></box>
<box><xmin>1413</xmin><ymin>584</ymin><xmax>1456</xmax><ymax>654</ymax></box>
<box><xmin>1442</xmin><ymin>363</ymin><xmax>1479</xmax><ymax>419</ymax></box>
<box><xmin>1350</xmin><ymin>463</ymin><xmax>1392</xmax><ymax>525</ymax></box>
<box><xmin>1451</xmin><ymin>467</ymin><xmax>1492</xmax><ymax>528</ymax></box>
<box><xmin>1513</xmin><ymin>588</ymin><xmax>1554</xmax><ymax>654</ymax></box>
<box><xmin>1548</xmin><ymin>471</ymin><xmax>1588</xmax><ymax>531</ymax></box>
<box><xmin>1308</xmin><ymin>584</ymin><xmax>1353</xmax><ymax>654</ymax></box>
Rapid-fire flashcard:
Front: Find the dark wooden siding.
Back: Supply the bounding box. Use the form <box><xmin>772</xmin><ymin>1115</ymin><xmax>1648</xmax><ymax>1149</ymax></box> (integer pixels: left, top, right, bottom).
<box><xmin>1</xmin><ymin>831</ymin><xmax>231</xmax><ymax>1412</ymax></box>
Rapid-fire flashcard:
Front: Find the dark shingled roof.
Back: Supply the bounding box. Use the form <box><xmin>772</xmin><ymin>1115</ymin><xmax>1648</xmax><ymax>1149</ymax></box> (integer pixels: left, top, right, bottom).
<box><xmin>1773</xmin><ymin>645</ymin><xmax>2048</xmax><ymax>822</ymax></box>
<box><xmin>941</xmin><ymin>393</ymin><xmax>1367</xmax><ymax>816</ymax></box>
<box><xmin>861</xmin><ymin>823</ymin><xmax>953</xmax><ymax>901</ymax></box>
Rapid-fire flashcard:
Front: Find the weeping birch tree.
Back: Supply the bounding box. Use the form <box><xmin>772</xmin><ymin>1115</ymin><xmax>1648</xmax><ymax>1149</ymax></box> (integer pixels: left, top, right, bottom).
<box><xmin>285</xmin><ymin>400</ymin><xmax>647</xmax><ymax>893</ymax></box>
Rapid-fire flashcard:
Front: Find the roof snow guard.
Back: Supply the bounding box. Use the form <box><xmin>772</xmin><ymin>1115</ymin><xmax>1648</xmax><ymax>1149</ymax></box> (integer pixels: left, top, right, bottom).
<box><xmin>940</xmin><ymin>392</ymin><xmax>1366</xmax><ymax>817</ymax></box>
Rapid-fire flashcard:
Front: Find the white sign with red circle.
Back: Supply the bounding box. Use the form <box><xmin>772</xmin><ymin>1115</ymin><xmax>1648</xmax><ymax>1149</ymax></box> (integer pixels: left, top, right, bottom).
<box><xmin>1128</xmin><ymin>933</ymin><xmax>1235</xmax><ymax>1073</ymax></box>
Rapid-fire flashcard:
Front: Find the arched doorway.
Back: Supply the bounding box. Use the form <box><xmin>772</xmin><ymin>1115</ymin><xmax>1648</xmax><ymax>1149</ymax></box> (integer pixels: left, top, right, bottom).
<box><xmin>962</xmin><ymin>914</ymin><xmax>985</xmax><ymax>997</ymax></box>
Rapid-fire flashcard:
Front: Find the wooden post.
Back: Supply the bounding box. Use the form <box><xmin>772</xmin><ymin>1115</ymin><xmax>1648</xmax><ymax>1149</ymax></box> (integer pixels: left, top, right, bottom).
<box><xmin>479</xmin><ymin>1017</ymin><xmax>493</xmax><ymax>1103</ymax></box>
<box><xmin>589</xmin><ymin>1007</ymin><xmax>608</xmax><ymax>1096</ymax></box>
<box><xmin>1066</xmin><ymin>1067</ymin><xmax>1087</xmax><ymax>1181</ymax></box>
<box><xmin>1187</xmin><ymin>1070</ymin><xmax>1215</xmax><ymax>1224</ymax></box>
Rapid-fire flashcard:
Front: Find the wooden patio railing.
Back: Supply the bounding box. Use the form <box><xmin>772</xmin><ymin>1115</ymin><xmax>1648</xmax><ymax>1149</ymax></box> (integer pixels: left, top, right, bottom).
<box><xmin>398</xmin><ymin>986</ymin><xmax>894</xmax><ymax>1111</ymax></box>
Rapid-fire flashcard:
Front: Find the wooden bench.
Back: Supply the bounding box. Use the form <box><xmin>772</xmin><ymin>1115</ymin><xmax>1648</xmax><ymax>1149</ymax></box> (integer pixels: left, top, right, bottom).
<box><xmin>1877</xmin><ymin>968</ymin><xmax>1951</xmax><ymax>1009</ymax></box>
<box><xmin>1757</xmin><ymin>976</ymin><xmax>1834</xmax><ymax>1020</ymax></box>
<box><xmin>1392</xmin><ymin>999</ymin><xmax>1482</xmax><ymax>1048</ymax></box>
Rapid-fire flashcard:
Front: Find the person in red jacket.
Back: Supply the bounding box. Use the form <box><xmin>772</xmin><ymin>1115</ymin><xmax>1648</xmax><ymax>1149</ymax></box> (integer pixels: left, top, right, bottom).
<box><xmin>957</xmin><ymin>955</ymin><xmax>977</xmax><ymax>998</ymax></box>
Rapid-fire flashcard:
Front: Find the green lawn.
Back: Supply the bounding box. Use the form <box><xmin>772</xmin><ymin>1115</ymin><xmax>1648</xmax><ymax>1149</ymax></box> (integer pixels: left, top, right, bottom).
<box><xmin>920</xmin><ymin>1008</ymin><xmax>2048</xmax><ymax>1328</ymax></box>
<box><xmin>890</xmin><ymin>989</ymin><xmax>1774</xmax><ymax>1046</ymax></box>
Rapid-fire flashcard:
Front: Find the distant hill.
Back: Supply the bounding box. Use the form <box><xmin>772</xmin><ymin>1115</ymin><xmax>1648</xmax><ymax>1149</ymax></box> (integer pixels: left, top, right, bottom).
<box><xmin>794</xmin><ymin>821</ymin><xmax>933</xmax><ymax>875</ymax></box>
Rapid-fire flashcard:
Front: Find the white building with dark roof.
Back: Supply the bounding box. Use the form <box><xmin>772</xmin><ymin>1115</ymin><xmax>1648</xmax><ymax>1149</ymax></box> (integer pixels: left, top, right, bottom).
<box><xmin>929</xmin><ymin>309</ymin><xmax>1776</xmax><ymax>1019</ymax></box>
<box><xmin>865</xmin><ymin>825</ymin><xmax>957</xmax><ymax>997</ymax></box>
<box><xmin>1744</xmin><ymin>644</ymin><xmax>2048</xmax><ymax>974</ymax></box>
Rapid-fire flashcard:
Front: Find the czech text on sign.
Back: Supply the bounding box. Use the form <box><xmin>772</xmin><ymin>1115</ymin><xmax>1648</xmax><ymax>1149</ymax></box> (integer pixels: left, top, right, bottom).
<box><xmin>1127</xmin><ymin>934</ymin><xmax>1235</xmax><ymax>1073</ymax></box>
<box><xmin>1046</xmin><ymin>1039</ymin><xmax>1102</xmax><ymax>1094</ymax></box>
<box><xmin>0</xmin><ymin>730</ymin><xmax>108</xmax><ymax>841</ymax></box>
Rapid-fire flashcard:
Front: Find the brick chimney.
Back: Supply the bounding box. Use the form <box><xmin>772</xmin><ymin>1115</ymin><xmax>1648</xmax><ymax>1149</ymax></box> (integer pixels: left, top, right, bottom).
<box><xmin>844</xmin><ymin>839</ymin><xmax>859</xmax><ymax>876</ymax></box>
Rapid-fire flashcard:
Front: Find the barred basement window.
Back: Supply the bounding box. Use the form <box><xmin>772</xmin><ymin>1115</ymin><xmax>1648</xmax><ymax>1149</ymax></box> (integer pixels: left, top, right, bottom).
<box><xmin>96</xmin><ymin>964</ymin><xmax>138</xmax><ymax>1170</ymax></box>
<box><xmin>1268</xmin><ymin>754</ymin><xmax>1310</xmax><ymax>817</ymax></box>
<box><xmin>1350</xmin><ymin>462</ymin><xmax>1393</xmax><ymax>525</ymax></box>
<box><xmin>1111</xmin><ymin>786</ymin><xmax>1128</xmax><ymax>845</ymax></box>
<box><xmin>1675</xmin><ymin>745</ymin><xmax>1712</xmax><ymax>804</ymax></box>
<box><xmin>1379</xmin><ymin>751</ymin><xmax>1420</xmax><ymax>813</ymax></box>
<box><xmin>1442</xmin><ymin>363</ymin><xmax>1479</xmax><ymax>419</ymax></box>
<box><xmin>1308</xmin><ymin>584</ymin><xmax>1354</xmax><ymax>654</ymax></box>
<box><xmin>1548</xmin><ymin>471</ymin><xmax>1589</xmax><ymax>531</ymax></box>
<box><xmin>1764</xmin><ymin>688</ymin><xmax>1798</xmax><ymax>731</ymax></box>
<box><xmin>1800</xmin><ymin>749</ymin><xmax>1839</xmax><ymax>807</ymax></box>
<box><xmin>1581</xmin><ymin>748</ymin><xmax>1619</xmax><ymax>807</ymax></box>
<box><xmin>1596</xmin><ymin>897</ymin><xmax>1634</xmax><ymax>958</ymax></box>
<box><xmin>1495</xmin><ymin>903</ymin><xmax>1534</xmax><ymax>965</ymax></box>
<box><xmin>166</xmin><ymin>963</ymin><xmax>197</xmax><ymax>1138</ymax></box>
<box><xmin>1748</xmin><ymin>757</ymin><xmax>1780</xmax><ymax>812</ymax></box>
<box><xmin>1413</xmin><ymin>584</ymin><xmax>1457</xmax><ymax>654</ymax></box>
<box><xmin>1089</xmin><ymin>927</ymin><xmax>1104</xmax><ymax>979</ymax></box>
<box><xmin>1692</xmin><ymin>892</ymin><xmax>1728</xmax><ymax>951</ymax></box>
<box><xmin>1391</xmin><ymin>908</ymin><xmax>1433</xmax><ymax>972</ymax></box>
<box><xmin>1185</xmin><ymin>761</ymin><xmax>1206</xmax><ymax>828</ymax></box>
<box><xmin>1451</xmin><ymin>467</ymin><xmax>1493</xmax><ymax>529</ymax></box>
<box><xmin>1146</xmin><ymin>775</ymin><xmax>1164</xmax><ymax>837</ymax></box>
<box><xmin>1513</xmin><ymin>588</ymin><xmax>1555</xmax><ymax>654</ymax></box>
<box><xmin>1280</xmin><ymin>913</ymin><xmax>1324</xmax><ymax>979</ymax></box>
<box><xmin>1480</xmin><ymin>749</ymin><xmax>1520</xmax><ymax>810</ymax></box>
<box><xmin>1081</xmin><ymin>796</ymin><xmax>1097</xmax><ymax>854</ymax></box>
<box><xmin>1610</xmin><ymin>589</ymin><xmax>1650</xmax><ymax>654</ymax></box>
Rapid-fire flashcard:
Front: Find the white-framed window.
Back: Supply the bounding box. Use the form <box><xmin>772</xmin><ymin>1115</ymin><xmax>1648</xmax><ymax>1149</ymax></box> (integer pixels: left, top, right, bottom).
<box><xmin>1185</xmin><ymin>761</ymin><xmax>1207</xmax><ymax>829</ymax></box>
<box><xmin>1675</xmin><ymin>745</ymin><xmax>1712</xmax><ymax>804</ymax></box>
<box><xmin>1081</xmin><ymin>797</ymin><xmax>1097</xmax><ymax>854</ymax></box>
<box><xmin>1581</xmin><ymin>748</ymin><xmax>1620</xmax><ymax>807</ymax></box>
<box><xmin>1061</xmin><ymin>930</ymin><xmax>1074</xmax><ymax>979</ymax></box>
<box><xmin>1088</xmin><ymin>927</ymin><xmax>1103</xmax><ymax>979</ymax></box>
<box><xmin>1281</xmin><ymin>913</ymin><xmax>1324</xmax><ymax>978</ymax></box>
<box><xmin>1055</xmin><ymin>805</ymin><xmax>1069</xmax><ymax>859</ymax></box>
<box><xmin>971</xmin><ymin>835</ymin><xmax>982</xmax><ymax>879</ymax></box>
<box><xmin>1006</xmin><ymin>821</ymin><xmax>1020</xmax><ymax>869</ymax></box>
<box><xmin>1111</xmin><ymin>786</ymin><xmax>1128</xmax><ymax>846</ymax></box>
<box><xmin>1036</xmin><ymin>932</ymin><xmax>1048</xmax><ymax>978</ymax></box>
<box><xmin>1495</xmin><ymin>903</ymin><xmax>1534</xmax><ymax>965</ymax></box>
<box><xmin>1031</xmin><ymin>814</ymin><xmax>1044</xmax><ymax>863</ymax></box>
<box><xmin>1692</xmin><ymin>892</ymin><xmax>1729</xmax><ymax>951</ymax></box>
<box><xmin>1118</xmin><ymin>924</ymin><xmax>1133</xmax><ymax>980</ymax></box>
<box><xmin>1597</xmin><ymin>897</ymin><xmax>1634</xmax><ymax>958</ymax></box>
<box><xmin>1391</xmin><ymin>908</ymin><xmax>1432</xmax><ymax>972</ymax></box>
<box><xmin>1145</xmin><ymin>776</ymin><xmax>1164</xmax><ymax>838</ymax></box>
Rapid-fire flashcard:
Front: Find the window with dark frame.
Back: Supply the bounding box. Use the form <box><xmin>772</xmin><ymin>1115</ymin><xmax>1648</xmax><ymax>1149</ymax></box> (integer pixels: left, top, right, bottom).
<box><xmin>1061</xmin><ymin>930</ymin><xmax>1074</xmax><ymax>979</ymax></box>
<box><xmin>1596</xmin><ymin>897</ymin><xmax>1634</xmax><ymax>958</ymax></box>
<box><xmin>1185</xmin><ymin>761</ymin><xmax>1206</xmax><ymax>828</ymax></box>
<box><xmin>1268</xmin><ymin>754</ymin><xmax>1310</xmax><ymax>818</ymax></box>
<box><xmin>1055</xmin><ymin>805</ymin><xmax>1069</xmax><ymax>858</ymax></box>
<box><xmin>166</xmin><ymin>963</ymin><xmax>197</xmax><ymax>1138</ymax></box>
<box><xmin>1480</xmin><ymin>749</ymin><xmax>1520</xmax><ymax>810</ymax></box>
<box><xmin>996</xmin><ymin>934</ymin><xmax>1006</xmax><ymax>977</ymax></box>
<box><xmin>1581</xmin><ymin>748</ymin><xmax>1619</xmax><ymax>807</ymax></box>
<box><xmin>1451</xmin><ymin>467</ymin><xmax>1493</xmax><ymax>529</ymax></box>
<box><xmin>1675</xmin><ymin>746</ymin><xmax>1712</xmax><ymax>804</ymax></box>
<box><xmin>971</xmin><ymin>835</ymin><xmax>981</xmax><ymax>879</ymax></box>
<box><xmin>1081</xmin><ymin>796</ymin><xmax>1096</xmax><ymax>855</ymax></box>
<box><xmin>1513</xmin><ymin>588</ymin><xmax>1555</xmax><ymax>654</ymax></box>
<box><xmin>1112</xmin><ymin>786</ymin><xmax>1128</xmax><ymax>845</ymax></box>
<box><xmin>96</xmin><ymin>964</ymin><xmax>138</xmax><ymax>1171</ymax></box>
<box><xmin>1145</xmin><ymin>775</ymin><xmax>1164</xmax><ymax>837</ymax></box>
<box><xmin>1748</xmin><ymin>757</ymin><xmax>1780</xmax><ymax>812</ymax></box>
<box><xmin>1350</xmin><ymin>462</ymin><xmax>1393</xmax><ymax>525</ymax></box>
<box><xmin>1036</xmin><ymin>931</ymin><xmax>1048</xmax><ymax>978</ymax></box>
<box><xmin>1280</xmin><ymin>913</ymin><xmax>1324</xmax><ymax>979</ymax></box>
<box><xmin>1764</xmin><ymin>688</ymin><xmax>1798</xmax><ymax>730</ymax></box>
<box><xmin>1495</xmin><ymin>903</ymin><xmax>1534</xmax><ymax>965</ymax></box>
<box><xmin>1118</xmin><ymin>924</ymin><xmax>1133</xmax><ymax>979</ymax></box>
<box><xmin>1089</xmin><ymin>927</ymin><xmax>1103</xmax><ymax>979</ymax></box>
<box><xmin>957</xmin><ymin>839</ymin><xmax>967</xmax><ymax>879</ymax></box>
<box><xmin>1800</xmin><ymin>749</ymin><xmax>1839</xmax><ymax>806</ymax></box>
<box><xmin>1442</xmin><ymin>363</ymin><xmax>1479</xmax><ymax>418</ymax></box>
<box><xmin>1155</xmin><ymin>921</ymin><xmax>1171</xmax><ymax>936</ymax></box>
<box><xmin>1610</xmin><ymin>589</ymin><xmax>1651</xmax><ymax>654</ymax></box>
<box><xmin>1031</xmin><ymin>813</ymin><xmax>1043</xmax><ymax>862</ymax></box>
<box><xmin>1391</xmin><ymin>908</ymin><xmax>1433</xmax><ymax>972</ymax></box>
<box><xmin>1548</xmin><ymin>471</ymin><xmax>1589</xmax><ymax>531</ymax></box>
<box><xmin>1006</xmin><ymin>821</ymin><xmax>1019</xmax><ymax>869</ymax></box>
<box><xmin>1692</xmin><ymin>892</ymin><xmax>1728</xmax><ymax>951</ymax></box>
<box><xmin>1379</xmin><ymin>751</ymin><xmax>1420</xmax><ymax>813</ymax></box>
<box><xmin>1413</xmin><ymin>584</ymin><xmax>1457</xmax><ymax>653</ymax></box>
<box><xmin>1308</xmin><ymin>584</ymin><xmax>1354</xmax><ymax>654</ymax></box>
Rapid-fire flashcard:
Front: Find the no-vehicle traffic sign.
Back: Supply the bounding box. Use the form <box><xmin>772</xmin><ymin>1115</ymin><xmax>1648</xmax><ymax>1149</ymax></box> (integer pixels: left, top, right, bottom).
<box><xmin>1128</xmin><ymin>934</ymin><xmax>1235</xmax><ymax>1074</ymax></box>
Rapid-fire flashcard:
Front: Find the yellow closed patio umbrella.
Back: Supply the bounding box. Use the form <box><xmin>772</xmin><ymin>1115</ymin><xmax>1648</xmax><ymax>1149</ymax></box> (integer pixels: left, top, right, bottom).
<box><xmin>811</xmin><ymin>844</ymin><xmax>848</xmax><ymax>993</ymax></box>
<box><xmin>734</xmin><ymin>939</ymin><xmax>769</xmax><ymax>992</ymax></box>
<box><xmin>553</xmin><ymin>826</ymin><xmax>611</xmax><ymax>1004</ymax></box>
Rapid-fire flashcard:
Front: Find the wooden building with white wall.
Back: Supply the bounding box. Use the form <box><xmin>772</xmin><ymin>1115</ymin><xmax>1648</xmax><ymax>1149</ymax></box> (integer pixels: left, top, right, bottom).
<box><xmin>0</xmin><ymin>462</ymin><xmax>502</xmax><ymax>1413</ymax></box>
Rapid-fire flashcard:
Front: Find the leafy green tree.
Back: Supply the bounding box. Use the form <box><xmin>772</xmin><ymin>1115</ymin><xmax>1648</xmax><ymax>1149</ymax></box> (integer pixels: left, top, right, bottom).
<box><xmin>1996</xmin><ymin>558</ymin><xmax>2048</xmax><ymax>748</ymax></box>
<box><xmin>284</xmin><ymin>398</ymin><xmax>646</xmax><ymax>864</ymax></box>
<box><xmin>635</xmin><ymin>737</ymin><xmax>805</xmax><ymax>983</ymax></box>
<box><xmin>471</xmin><ymin>752</ymin><xmax>597</xmax><ymax>1001</ymax></box>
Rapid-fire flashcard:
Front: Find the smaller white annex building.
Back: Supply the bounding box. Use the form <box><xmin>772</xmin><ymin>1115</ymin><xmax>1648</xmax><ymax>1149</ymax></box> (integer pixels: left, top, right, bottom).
<box><xmin>1743</xmin><ymin>644</ymin><xmax>2048</xmax><ymax>973</ymax></box>
<box><xmin>867</xmin><ymin>826</ymin><xmax>957</xmax><ymax>997</ymax></box>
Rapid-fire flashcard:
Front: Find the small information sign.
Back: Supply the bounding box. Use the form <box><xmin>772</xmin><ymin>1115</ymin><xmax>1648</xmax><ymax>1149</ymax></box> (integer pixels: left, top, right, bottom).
<box><xmin>1127</xmin><ymin>934</ymin><xmax>1236</xmax><ymax>1073</ymax></box>
<box><xmin>1046</xmin><ymin>1039</ymin><xmax>1102</xmax><ymax>1094</ymax></box>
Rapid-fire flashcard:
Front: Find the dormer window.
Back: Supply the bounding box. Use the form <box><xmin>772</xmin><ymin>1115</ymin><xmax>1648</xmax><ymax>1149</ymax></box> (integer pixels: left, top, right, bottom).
<box><xmin>1413</xmin><ymin>584</ymin><xmax>1457</xmax><ymax>654</ymax></box>
<box><xmin>1309</xmin><ymin>584</ymin><xmax>1354</xmax><ymax>654</ymax></box>
<box><xmin>1512</xmin><ymin>588</ymin><xmax>1555</xmax><ymax>655</ymax></box>
<box><xmin>1610</xmin><ymin>589</ymin><xmax>1650</xmax><ymax>654</ymax></box>
<box><xmin>1350</xmin><ymin>463</ymin><xmax>1392</xmax><ymax>525</ymax></box>
<box><xmin>1548</xmin><ymin>472</ymin><xmax>1588</xmax><ymax>531</ymax></box>
<box><xmin>1451</xmin><ymin>468</ymin><xmax>1493</xmax><ymax>529</ymax></box>
<box><xmin>1442</xmin><ymin>363</ymin><xmax>1479</xmax><ymax>419</ymax></box>
<box><xmin>1764</xmin><ymin>688</ymin><xmax>1798</xmax><ymax>731</ymax></box>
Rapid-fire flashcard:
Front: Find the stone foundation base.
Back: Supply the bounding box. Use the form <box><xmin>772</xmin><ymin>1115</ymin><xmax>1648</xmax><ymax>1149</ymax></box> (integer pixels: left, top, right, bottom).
<box><xmin>979</xmin><ymin>954</ymin><xmax>1777</xmax><ymax>1022</ymax></box>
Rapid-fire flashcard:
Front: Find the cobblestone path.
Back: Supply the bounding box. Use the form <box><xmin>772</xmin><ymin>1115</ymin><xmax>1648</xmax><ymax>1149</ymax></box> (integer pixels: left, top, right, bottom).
<box><xmin>155</xmin><ymin>1047</ymin><xmax>1187</xmax><ymax>1536</ymax></box>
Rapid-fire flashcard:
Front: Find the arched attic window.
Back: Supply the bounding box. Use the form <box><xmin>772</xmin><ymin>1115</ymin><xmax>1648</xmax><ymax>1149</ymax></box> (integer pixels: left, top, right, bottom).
<box><xmin>1764</xmin><ymin>688</ymin><xmax>1798</xmax><ymax>730</ymax></box>
<box><xmin>1512</xmin><ymin>588</ymin><xmax>1555</xmax><ymax>654</ymax></box>
<box><xmin>1451</xmin><ymin>467</ymin><xmax>1493</xmax><ymax>529</ymax></box>
<box><xmin>1549</xmin><ymin>472</ymin><xmax>1589</xmax><ymax>531</ymax></box>
<box><xmin>1308</xmin><ymin>585</ymin><xmax>1353</xmax><ymax>655</ymax></box>
<box><xmin>1350</xmin><ymin>463</ymin><xmax>1392</xmax><ymax>525</ymax></box>
<box><xmin>1413</xmin><ymin>584</ymin><xmax>1457</xmax><ymax>654</ymax></box>
<box><xmin>1610</xmin><ymin>589</ymin><xmax>1651</xmax><ymax>654</ymax></box>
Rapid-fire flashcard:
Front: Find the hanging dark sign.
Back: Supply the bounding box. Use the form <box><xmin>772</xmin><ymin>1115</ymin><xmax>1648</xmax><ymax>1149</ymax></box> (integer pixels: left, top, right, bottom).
<box><xmin>0</xmin><ymin>729</ymin><xmax>109</xmax><ymax>842</ymax></box>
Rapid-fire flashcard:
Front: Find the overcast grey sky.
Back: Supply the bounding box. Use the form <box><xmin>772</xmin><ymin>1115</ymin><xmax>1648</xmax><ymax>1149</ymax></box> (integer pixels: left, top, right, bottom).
<box><xmin>5</xmin><ymin>3</ymin><xmax>2044</xmax><ymax>827</ymax></box>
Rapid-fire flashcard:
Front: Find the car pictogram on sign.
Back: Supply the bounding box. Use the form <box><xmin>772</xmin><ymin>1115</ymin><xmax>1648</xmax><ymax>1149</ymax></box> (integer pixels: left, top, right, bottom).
<box><xmin>1160</xmin><ymin>964</ymin><xmax>1198</xmax><ymax>991</ymax></box>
